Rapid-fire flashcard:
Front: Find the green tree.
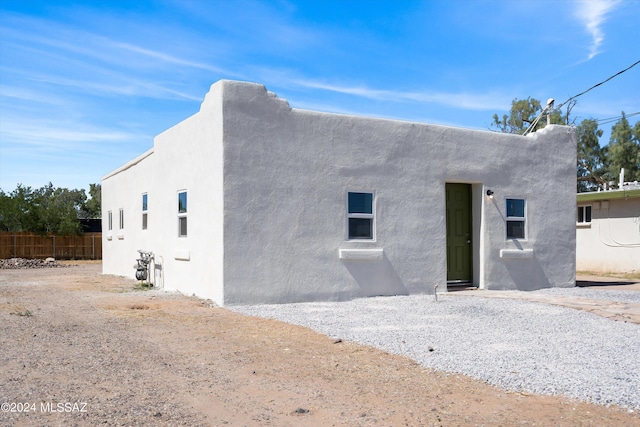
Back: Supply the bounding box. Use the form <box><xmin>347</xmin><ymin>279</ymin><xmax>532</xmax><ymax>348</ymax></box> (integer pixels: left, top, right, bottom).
<box><xmin>32</xmin><ymin>183</ymin><xmax>57</xmax><ymax>233</ymax></box>
<box><xmin>576</xmin><ymin>119</ymin><xmax>607</xmax><ymax>192</ymax></box>
<box><xmin>0</xmin><ymin>188</ymin><xmax>22</xmax><ymax>231</ymax></box>
<box><xmin>0</xmin><ymin>185</ymin><xmax>38</xmax><ymax>232</ymax></box>
<box><xmin>492</xmin><ymin>97</ymin><xmax>542</xmax><ymax>134</ymax></box>
<box><xmin>81</xmin><ymin>183</ymin><xmax>101</xmax><ymax>219</ymax></box>
<box><xmin>607</xmin><ymin>112</ymin><xmax>640</xmax><ymax>183</ymax></box>
<box><xmin>50</xmin><ymin>186</ymin><xmax>87</xmax><ymax>235</ymax></box>
<box><xmin>491</xmin><ymin>97</ymin><xmax>569</xmax><ymax>135</ymax></box>
<box><xmin>0</xmin><ymin>183</ymin><xmax>90</xmax><ymax>235</ymax></box>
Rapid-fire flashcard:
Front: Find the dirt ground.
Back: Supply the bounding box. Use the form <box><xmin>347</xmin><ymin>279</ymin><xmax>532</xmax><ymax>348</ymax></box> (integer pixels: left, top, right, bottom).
<box><xmin>1</xmin><ymin>263</ymin><xmax>638</xmax><ymax>427</ymax></box>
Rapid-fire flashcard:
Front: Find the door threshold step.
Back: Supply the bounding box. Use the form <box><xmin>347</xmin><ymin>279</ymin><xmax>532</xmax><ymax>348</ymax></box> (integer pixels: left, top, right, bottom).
<box><xmin>446</xmin><ymin>282</ymin><xmax>478</xmax><ymax>292</ymax></box>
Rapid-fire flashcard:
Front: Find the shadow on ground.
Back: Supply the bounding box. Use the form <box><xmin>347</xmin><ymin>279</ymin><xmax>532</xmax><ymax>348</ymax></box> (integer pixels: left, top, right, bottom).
<box><xmin>577</xmin><ymin>280</ymin><xmax>639</xmax><ymax>288</ymax></box>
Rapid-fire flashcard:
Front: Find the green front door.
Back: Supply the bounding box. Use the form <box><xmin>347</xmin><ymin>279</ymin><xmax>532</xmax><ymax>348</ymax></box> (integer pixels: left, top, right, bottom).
<box><xmin>446</xmin><ymin>183</ymin><xmax>472</xmax><ymax>283</ymax></box>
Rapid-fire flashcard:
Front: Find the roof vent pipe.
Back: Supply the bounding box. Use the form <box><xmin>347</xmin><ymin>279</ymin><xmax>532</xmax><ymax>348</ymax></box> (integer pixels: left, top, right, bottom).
<box><xmin>523</xmin><ymin>97</ymin><xmax>555</xmax><ymax>135</ymax></box>
<box><xmin>546</xmin><ymin>98</ymin><xmax>554</xmax><ymax>126</ymax></box>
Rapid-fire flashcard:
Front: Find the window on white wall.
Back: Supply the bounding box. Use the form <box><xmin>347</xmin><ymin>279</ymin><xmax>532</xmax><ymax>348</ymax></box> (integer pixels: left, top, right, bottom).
<box><xmin>577</xmin><ymin>205</ymin><xmax>591</xmax><ymax>224</ymax></box>
<box><xmin>119</xmin><ymin>208</ymin><xmax>124</xmax><ymax>230</ymax></box>
<box><xmin>142</xmin><ymin>193</ymin><xmax>148</xmax><ymax>230</ymax></box>
<box><xmin>108</xmin><ymin>211</ymin><xmax>113</xmax><ymax>231</ymax></box>
<box><xmin>347</xmin><ymin>191</ymin><xmax>374</xmax><ymax>240</ymax></box>
<box><xmin>178</xmin><ymin>191</ymin><xmax>187</xmax><ymax>237</ymax></box>
<box><xmin>506</xmin><ymin>198</ymin><xmax>525</xmax><ymax>239</ymax></box>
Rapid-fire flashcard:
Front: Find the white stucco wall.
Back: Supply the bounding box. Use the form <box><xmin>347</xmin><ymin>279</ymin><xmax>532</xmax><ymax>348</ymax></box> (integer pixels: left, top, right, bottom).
<box><xmin>102</xmin><ymin>149</ymin><xmax>155</xmax><ymax>280</ymax></box>
<box><xmin>102</xmin><ymin>82</ymin><xmax>225</xmax><ymax>303</ymax></box>
<box><xmin>218</xmin><ymin>81</ymin><xmax>576</xmax><ymax>304</ymax></box>
<box><xmin>103</xmin><ymin>79</ymin><xmax>577</xmax><ymax>306</ymax></box>
<box><xmin>577</xmin><ymin>196</ymin><xmax>640</xmax><ymax>273</ymax></box>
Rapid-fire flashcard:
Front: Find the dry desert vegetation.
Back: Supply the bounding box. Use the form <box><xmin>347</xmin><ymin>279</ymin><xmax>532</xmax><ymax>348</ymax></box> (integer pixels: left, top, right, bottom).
<box><xmin>1</xmin><ymin>262</ymin><xmax>639</xmax><ymax>426</ymax></box>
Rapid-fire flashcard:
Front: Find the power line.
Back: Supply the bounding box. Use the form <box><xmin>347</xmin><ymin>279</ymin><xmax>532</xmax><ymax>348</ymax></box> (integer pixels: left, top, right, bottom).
<box><xmin>595</xmin><ymin>111</ymin><xmax>640</xmax><ymax>126</ymax></box>
<box><xmin>556</xmin><ymin>59</ymin><xmax>640</xmax><ymax>111</ymax></box>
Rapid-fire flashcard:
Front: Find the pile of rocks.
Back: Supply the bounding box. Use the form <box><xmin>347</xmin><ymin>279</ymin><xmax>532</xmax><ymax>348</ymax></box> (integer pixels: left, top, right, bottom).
<box><xmin>0</xmin><ymin>257</ymin><xmax>70</xmax><ymax>269</ymax></box>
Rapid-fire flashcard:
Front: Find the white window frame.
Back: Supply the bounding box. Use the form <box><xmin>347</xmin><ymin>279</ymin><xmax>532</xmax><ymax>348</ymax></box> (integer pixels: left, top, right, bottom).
<box><xmin>178</xmin><ymin>190</ymin><xmax>187</xmax><ymax>237</ymax></box>
<box><xmin>577</xmin><ymin>205</ymin><xmax>592</xmax><ymax>225</ymax></box>
<box><xmin>119</xmin><ymin>208</ymin><xmax>124</xmax><ymax>230</ymax></box>
<box><xmin>107</xmin><ymin>211</ymin><xmax>113</xmax><ymax>231</ymax></box>
<box><xmin>346</xmin><ymin>191</ymin><xmax>375</xmax><ymax>240</ymax></box>
<box><xmin>142</xmin><ymin>193</ymin><xmax>148</xmax><ymax>230</ymax></box>
<box><xmin>505</xmin><ymin>198</ymin><xmax>526</xmax><ymax>240</ymax></box>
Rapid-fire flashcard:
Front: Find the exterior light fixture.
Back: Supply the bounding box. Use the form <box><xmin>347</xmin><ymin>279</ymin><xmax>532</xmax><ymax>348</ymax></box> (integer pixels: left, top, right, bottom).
<box><xmin>486</xmin><ymin>190</ymin><xmax>494</xmax><ymax>199</ymax></box>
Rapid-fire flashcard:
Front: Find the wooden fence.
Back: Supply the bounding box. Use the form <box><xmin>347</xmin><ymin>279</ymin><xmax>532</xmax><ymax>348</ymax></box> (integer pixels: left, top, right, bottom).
<box><xmin>0</xmin><ymin>232</ymin><xmax>102</xmax><ymax>260</ymax></box>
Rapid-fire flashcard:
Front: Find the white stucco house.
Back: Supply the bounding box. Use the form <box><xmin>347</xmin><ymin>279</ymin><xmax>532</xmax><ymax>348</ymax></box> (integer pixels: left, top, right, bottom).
<box><xmin>576</xmin><ymin>182</ymin><xmax>640</xmax><ymax>273</ymax></box>
<box><xmin>102</xmin><ymin>79</ymin><xmax>577</xmax><ymax>305</ymax></box>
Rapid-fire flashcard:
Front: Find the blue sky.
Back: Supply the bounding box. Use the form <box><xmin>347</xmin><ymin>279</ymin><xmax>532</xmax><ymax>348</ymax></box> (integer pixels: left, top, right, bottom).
<box><xmin>1</xmin><ymin>0</ymin><xmax>638</xmax><ymax>192</ymax></box>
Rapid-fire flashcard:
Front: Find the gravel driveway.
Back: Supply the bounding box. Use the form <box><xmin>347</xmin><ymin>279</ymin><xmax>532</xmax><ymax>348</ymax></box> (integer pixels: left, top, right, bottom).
<box><xmin>233</xmin><ymin>288</ymin><xmax>640</xmax><ymax>410</ymax></box>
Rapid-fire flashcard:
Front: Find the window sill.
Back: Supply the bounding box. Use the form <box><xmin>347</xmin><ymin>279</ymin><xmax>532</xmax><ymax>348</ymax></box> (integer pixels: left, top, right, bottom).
<box><xmin>339</xmin><ymin>248</ymin><xmax>384</xmax><ymax>260</ymax></box>
<box><xmin>106</xmin><ymin>235</ymin><xmax>112</xmax><ymax>241</ymax></box>
<box><xmin>117</xmin><ymin>234</ymin><xmax>125</xmax><ymax>240</ymax></box>
<box><xmin>174</xmin><ymin>251</ymin><xmax>190</xmax><ymax>261</ymax></box>
<box><xmin>500</xmin><ymin>249</ymin><xmax>533</xmax><ymax>259</ymax></box>
<box><xmin>576</xmin><ymin>223</ymin><xmax>591</xmax><ymax>228</ymax></box>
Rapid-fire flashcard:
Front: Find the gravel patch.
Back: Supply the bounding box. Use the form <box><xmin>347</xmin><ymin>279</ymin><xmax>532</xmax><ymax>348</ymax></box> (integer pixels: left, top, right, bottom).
<box><xmin>0</xmin><ymin>257</ymin><xmax>71</xmax><ymax>269</ymax></box>
<box><xmin>533</xmin><ymin>287</ymin><xmax>640</xmax><ymax>304</ymax></box>
<box><xmin>232</xmin><ymin>294</ymin><xmax>640</xmax><ymax>410</ymax></box>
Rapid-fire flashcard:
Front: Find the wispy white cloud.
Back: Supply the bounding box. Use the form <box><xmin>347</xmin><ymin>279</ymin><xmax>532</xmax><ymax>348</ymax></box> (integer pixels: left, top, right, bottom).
<box><xmin>4</xmin><ymin>63</ymin><xmax>203</xmax><ymax>102</ymax></box>
<box><xmin>573</xmin><ymin>0</ymin><xmax>621</xmax><ymax>60</ymax></box>
<box><xmin>0</xmin><ymin>12</ymin><xmax>231</xmax><ymax>99</ymax></box>
<box><xmin>291</xmin><ymin>99</ymin><xmax>476</xmax><ymax>131</ymax></box>
<box><xmin>108</xmin><ymin>42</ymin><xmax>230</xmax><ymax>75</ymax></box>
<box><xmin>172</xmin><ymin>0</ymin><xmax>322</xmax><ymax>53</ymax></box>
<box><xmin>0</xmin><ymin>114</ymin><xmax>150</xmax><ymax>189</ymax></box>
<box><xmin>32</xmin><ymin>73</ymin><xmax>203</xmax><ymax>102</ymax></box>
<box><xmin>0</xmin><ymin>116</ymin><xmax>147</xmax><ymax>152</ymax></box>
<box><xmin>0</xmin><ymin>84</ymin><xmax>72</xmax><ymax>106</ymax></box>
<box><xmin>291</xmin><ymin>79</ymin><xmax>511</xmax><ymax>111</ymax></box>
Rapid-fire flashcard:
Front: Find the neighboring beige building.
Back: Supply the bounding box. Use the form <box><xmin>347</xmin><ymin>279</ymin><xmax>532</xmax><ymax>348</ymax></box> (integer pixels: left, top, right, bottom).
<box><xmin>576</xmin><ymin>184</ymin><xmax>640</xmax><ymax>273</ymax></box>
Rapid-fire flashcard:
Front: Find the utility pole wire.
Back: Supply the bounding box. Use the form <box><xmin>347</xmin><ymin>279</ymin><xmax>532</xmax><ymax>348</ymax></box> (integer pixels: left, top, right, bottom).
<box><xmin>596</xmin><ymin>111</ymin><xmax>640</xmax><ymax>126</ymax></box>
<box><xmin>556</xmin><ymin>59</ymin><xmax>640</xmax><ymax>111</ymax></box>
<box><xmin>523</xmin><ymin>59</ymin><xmax>639</xmax><ymax>136</ymax></box>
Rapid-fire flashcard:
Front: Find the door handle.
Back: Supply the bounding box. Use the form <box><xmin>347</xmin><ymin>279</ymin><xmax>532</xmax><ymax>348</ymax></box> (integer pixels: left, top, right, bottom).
<box><xmin>466</xmin><ymin>240</ymin><xmax>471</xmax><ymax>244</ymax></box>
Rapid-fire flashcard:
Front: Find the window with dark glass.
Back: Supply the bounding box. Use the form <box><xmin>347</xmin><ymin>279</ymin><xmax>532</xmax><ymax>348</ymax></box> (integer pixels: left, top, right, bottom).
<box><xmin>577</xmin><ymin>205</ymin><xmax>591</xmax><ymax>224</ymax></box>
<box><xmin>108</xmin><ymin>211</ymin><xmax>113</xmax><ymax>231</ymax></box>
<box><xmin>506</xmin><ymin>198</ymin><xmax>525</xmax><ymax>239</ymax></box>
<box><xmin>119</xmin><ymin>208</ymin><xmax>124</xmax><ymax>230</ymax></box>
<box><xmin>347</xmin><ymin>192</ymin><xmax>374</xmax><ymax>240</ymax></box>
<box><xmin>142</xmin><ymin>193</ymin><xmax>148</xmax><ymax>230</ymax></box>
<box><xmin>178</xmin><ymin>191</ymin><xmax>187</xmax><ymax>237</ymax></box>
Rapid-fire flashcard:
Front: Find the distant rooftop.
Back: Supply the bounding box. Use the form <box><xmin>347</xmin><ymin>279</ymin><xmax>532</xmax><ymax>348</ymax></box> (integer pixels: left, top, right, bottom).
<box><xmin>577</xmin><ymin>182</ymin><xmax>640</xmax><ymax>202</ymax></box>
